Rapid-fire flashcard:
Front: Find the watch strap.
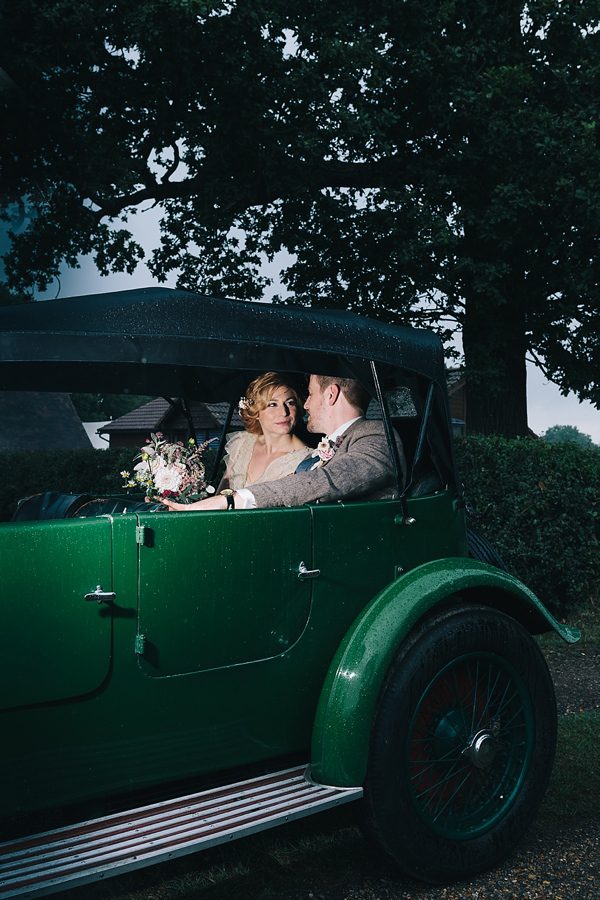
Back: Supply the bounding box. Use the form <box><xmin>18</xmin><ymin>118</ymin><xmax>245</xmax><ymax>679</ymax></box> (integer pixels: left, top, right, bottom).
<box><xmin>220</xmin><ymin>490</ymin><xmax>235</xmax><ymax>510</ymax></box>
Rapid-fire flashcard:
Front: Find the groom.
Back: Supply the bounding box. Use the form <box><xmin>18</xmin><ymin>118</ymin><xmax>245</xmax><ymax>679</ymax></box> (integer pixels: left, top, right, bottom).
<box><xmin>187</xmin><ymin>374</ymin><xmax>406</xmax><ymax>510</ymax></box>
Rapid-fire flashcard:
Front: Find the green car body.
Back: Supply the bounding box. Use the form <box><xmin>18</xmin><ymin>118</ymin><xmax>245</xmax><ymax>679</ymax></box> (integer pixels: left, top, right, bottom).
<box><xmin>0</xmin><ymin>288</ymin><xmax>579</xmax><ymax>884</ymax></box>
<box><xmin>0</xmin><ymin>493</ymin><xmax>453</xmax><ymax>810</ymax></box>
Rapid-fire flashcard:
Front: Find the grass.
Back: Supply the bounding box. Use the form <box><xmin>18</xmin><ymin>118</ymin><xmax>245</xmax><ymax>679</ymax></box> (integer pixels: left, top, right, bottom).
<box><xmin>539</xmin><ymin>710</ymin><xmax>600</xmax><ymax>823</ymax></box>
<box><xmin>536</xmin><ymin>604</ymin><xmax>600</xmax><ymax>821</ymax></box>
<box><xmin>537</xmin><ymin>604</ymin><xmax>599</xmax><ymax>803</ymax></box>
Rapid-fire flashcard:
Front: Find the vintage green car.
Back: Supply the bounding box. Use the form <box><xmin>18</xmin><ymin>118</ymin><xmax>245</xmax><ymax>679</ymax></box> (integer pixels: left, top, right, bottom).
<box><xmin>0</xmin><ymin>288</ymin><xmax>578</xmax><ymax>896</ymax></box>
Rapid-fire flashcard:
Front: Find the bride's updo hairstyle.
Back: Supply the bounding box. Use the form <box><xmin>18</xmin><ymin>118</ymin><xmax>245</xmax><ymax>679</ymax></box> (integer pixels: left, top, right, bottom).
<box><xmin>239</xmin><ymin>372</ymin><xmax>302</xmax><ymax>436</ymax></box>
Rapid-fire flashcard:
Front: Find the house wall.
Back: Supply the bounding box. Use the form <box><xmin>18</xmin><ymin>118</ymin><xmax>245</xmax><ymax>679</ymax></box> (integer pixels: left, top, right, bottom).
<box><xmin>448</xmin><ymin>381</ymin><xmax>466</xmax><ymax>434</ymax></box>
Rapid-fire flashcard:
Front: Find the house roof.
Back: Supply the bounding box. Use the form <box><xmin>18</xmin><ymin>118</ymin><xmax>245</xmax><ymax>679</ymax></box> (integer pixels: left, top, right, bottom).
<box><xmin>0</xmin><ymin>392</ymin><xmax>91</xmax><ymax>449</ymax></box>
<box><xmin>99</xmin><ymin>398</ymin><xmax>171</xmax><ymax>433</ymax></box>
<box><xmin>206</xmin><ymin>402</ymin><xmax>244</xmax><ymax>429</ymax></box>
<box><xmin>99</xmin><ymin>398</ymin><xmax>243</xmax><ymax>435</ymax></box>
<box><xmin>446</xmin><ymin>369</ymin><xmax>465</xmax><ymax>393</ymax></box>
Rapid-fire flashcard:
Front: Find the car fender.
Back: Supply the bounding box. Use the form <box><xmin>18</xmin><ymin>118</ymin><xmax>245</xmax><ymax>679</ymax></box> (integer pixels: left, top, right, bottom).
<box><xmin>310</xmin><ymin>557</ymin><xmax>579</xmax><ymax>788</ymax></box>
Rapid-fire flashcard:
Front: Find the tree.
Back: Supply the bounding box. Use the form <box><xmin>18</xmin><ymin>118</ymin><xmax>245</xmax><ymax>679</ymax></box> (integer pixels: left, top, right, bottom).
<box><xmin>70</xmin><ymin>393</ymin><xmax>155</xmax><ymax>421</ymax></box>
<box><xmin>0</xmin><ymin>284</ymin><xmax>30</xmax><ymax>306</ymax></box>
<box><xmin>1</xmin><ymin>0</ymin><xmax>599</xmax><ymax>436</ymax></box>
<box><xmin>542</xmin><ymin>424</ymin><xmax>595</xmax><ymax>448</ymax></box>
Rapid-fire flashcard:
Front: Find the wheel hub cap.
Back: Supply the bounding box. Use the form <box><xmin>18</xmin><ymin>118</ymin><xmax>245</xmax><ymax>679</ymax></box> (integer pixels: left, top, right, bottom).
<box><xmin>462</xmin><ymin>722</ymin><xmax>501</xmax><ymax>769</ymax></box>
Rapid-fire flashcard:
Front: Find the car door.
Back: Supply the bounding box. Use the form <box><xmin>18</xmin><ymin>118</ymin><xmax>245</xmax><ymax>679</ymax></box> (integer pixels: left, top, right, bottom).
<box><xmin>308</xmin><ymin>491</ymin><xmax>467</xmax><ymax>620</ymax></box>
<box><xmin>135</xmin><ymin>507</ymin><xmax>313</xmax><ymax>676</ymax></box>
<box><xmin>0</xmin><ymin>517</ymin><xmax>113</xmax><ymax>710</ymax></box>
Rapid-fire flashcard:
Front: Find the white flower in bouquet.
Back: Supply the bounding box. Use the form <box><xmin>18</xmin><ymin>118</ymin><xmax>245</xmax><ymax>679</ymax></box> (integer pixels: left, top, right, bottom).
<box><xmin>152</xmin><ymin>458</ymin><xmax>186</xmax><ymax>494</ymax></box>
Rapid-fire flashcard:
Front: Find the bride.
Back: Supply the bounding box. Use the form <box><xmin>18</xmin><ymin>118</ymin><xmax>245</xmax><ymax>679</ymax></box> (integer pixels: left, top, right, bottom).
<box><xmin>220</xmin><ymin>372</ymin><xmax>311</xmax><ymax>490</ymax></box>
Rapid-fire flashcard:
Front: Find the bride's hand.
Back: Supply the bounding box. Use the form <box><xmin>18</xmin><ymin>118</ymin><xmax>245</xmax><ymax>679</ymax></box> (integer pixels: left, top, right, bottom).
<box><xmin>157</xmin><ymin>497</ymin><xmax>191</xmax><ymax>511</ymax></box>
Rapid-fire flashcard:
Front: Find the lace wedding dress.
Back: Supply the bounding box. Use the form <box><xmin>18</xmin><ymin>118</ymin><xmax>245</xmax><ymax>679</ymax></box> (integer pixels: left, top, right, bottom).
<box><xmin>223</xmin><ymin>432</ymin><xmax>311</xmax><ymax>490</ymax></box>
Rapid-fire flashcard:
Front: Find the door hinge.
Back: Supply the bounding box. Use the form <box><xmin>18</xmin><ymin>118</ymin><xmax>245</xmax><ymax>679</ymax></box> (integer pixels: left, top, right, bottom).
<box><xmin>136</xmin><ymin>525</ymin><xmax>154</xmax><ymax>547</ymax></box>
<box><xmin>135</xmin><ymin>634</ymin><xmax>146</xmax><ymax>655</ymax></box>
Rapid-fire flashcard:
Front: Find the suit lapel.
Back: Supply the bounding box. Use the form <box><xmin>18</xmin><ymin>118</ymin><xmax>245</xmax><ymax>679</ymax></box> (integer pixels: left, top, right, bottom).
<box><xmin>320</xmin><ymin>419</ymin><xmax>363</xmax><ymax>465</ymax></box>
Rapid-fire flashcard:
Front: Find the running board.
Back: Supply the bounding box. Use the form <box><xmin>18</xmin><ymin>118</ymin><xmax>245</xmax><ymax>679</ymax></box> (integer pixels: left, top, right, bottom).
<box><xmin>0</xmin><ymin>765</ymin><xmax>362</xmax><ymax>898</ymax></box>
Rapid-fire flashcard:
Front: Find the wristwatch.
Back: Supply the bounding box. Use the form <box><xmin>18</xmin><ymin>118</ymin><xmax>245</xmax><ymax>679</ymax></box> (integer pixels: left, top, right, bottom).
<box><xmin>220</xmin><ymin>489</ymin><xmax>235</xmax><ymax>510</ymax></box>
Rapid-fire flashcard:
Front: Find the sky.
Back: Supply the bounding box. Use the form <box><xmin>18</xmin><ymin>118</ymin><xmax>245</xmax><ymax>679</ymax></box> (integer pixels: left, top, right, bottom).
<box><xmin>26</xmin><ymin>206</ymin><xmax>600</xmax><ymax>446</ymax></box>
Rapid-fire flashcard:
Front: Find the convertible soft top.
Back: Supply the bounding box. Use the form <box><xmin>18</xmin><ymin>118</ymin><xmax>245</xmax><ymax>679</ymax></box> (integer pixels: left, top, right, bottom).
<box><xmin>0</xmin><ymin>288</ymin><xmax>445</xmax><ymax>399</ymax></box>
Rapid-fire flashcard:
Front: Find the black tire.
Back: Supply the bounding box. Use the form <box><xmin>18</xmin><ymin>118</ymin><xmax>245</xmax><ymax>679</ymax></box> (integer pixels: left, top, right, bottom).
<box><xmin>467</xmin><ymin>527</ymin><xmax>509</xmax><ymax>571</ymax></box>
<box><xmin>361</xmin><ymin>605</ymin><xmax>557</xmax><ymax>883</ymax></box>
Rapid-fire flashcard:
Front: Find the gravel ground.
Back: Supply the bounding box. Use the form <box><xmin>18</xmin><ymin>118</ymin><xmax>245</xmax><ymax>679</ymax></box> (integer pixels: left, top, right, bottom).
<box><xmin>273</xmin><ymin>821</ymin><xmax>600</xmax><ymax>900</ymax></box>
<box><xmin>546</xmin><ymin>645</ymin><xmax>600</xmax><ymax>716</ymax></box>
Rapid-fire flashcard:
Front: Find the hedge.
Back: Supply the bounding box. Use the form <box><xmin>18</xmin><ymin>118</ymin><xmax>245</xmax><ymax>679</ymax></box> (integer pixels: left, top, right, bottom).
<box><xmin>1</xmin><ymin>448</ymin><xmax>134</xmax><ymax>523</ymax></box>
<box><xmin>2</xmin><ymin>437</ymin><xmax>598</xmax><ymax>617</ymax></box>
<box><xmin>1</xmin><ymin>447</ymin><xmax>218</xmax><ymax>524</ymax></box>
<box><xmin>455</xmin><ymin>435</ymin><xmax>600</xmax><ymax>617</ymax></box>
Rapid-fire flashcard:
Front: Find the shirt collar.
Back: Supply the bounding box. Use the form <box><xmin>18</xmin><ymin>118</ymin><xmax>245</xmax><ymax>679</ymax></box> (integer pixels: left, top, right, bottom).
<box><xmin>327</xmin><ymin>416</ymin><xmax>364</xmax><ymax>444</ymax></box>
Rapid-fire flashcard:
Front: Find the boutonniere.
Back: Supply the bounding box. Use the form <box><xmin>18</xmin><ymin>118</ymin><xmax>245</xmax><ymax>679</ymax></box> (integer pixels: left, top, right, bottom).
<box><xmin>317</xmin><ymin>436</ymin><xmax>343</xmax><ymax>463</ymax></box>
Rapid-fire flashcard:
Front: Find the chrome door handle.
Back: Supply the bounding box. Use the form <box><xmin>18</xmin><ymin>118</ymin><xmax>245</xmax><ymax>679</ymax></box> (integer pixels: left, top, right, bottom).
<box><xmin>298</xmin><ymin>561</ymin><xmax>320</xmax><ymax>580</ymax></box>
<box><xmin>85</xmin><ymin>585</ymin><xmax>116</xmax><ymax>605</ymax></box>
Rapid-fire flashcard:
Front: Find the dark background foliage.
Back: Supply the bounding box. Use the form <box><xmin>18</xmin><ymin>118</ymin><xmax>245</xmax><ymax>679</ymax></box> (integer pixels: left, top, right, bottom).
<box><xmin>456</xmin><ymin>435</ymin><xmax>600</xmax><ymax>616</ymax></box>
<box><xmin>1</xmin><ymin>448</ymin><xmax>133</xmax><ymax>523</ymax></box>
<box><xmin>2</xmin><ymin>437</ymin><xmax>598</xmax><ymax>617</ymax></box>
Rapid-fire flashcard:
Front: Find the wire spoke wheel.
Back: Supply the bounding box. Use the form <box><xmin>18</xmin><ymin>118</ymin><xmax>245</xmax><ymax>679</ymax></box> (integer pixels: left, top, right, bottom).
<box><xmin>407</xmin><ymin>652</ymin><xmax>533</xmax><ymax>838</ymax></box>
<box><xmin>362</xmin><ymin>606</ymin><xmax>557</xmax><ymax>883</ymax></box>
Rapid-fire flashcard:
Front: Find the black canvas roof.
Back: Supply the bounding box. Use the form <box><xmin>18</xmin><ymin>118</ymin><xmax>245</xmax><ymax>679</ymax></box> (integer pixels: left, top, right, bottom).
<box><xmin>0</xmin><ymin>288</ymin><xmax>445</xmax><ymax>400</ymax></box>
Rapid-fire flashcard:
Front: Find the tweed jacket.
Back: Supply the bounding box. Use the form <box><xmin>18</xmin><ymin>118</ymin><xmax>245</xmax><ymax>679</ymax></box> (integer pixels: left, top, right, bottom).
<box><xmin>249</xmin><ymin>418</ymin><xmax>406</xmax><ymax>509</ymax></box>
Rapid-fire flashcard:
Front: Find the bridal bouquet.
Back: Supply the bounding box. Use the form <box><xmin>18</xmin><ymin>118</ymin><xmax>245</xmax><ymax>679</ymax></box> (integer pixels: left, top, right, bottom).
<box><xmin>121</xmin><ymin>432</ymin><xmax>214</xmax><ymax>503</ymax></box>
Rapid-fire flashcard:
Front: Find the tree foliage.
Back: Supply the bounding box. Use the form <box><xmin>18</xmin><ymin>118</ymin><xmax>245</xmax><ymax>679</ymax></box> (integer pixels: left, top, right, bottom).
<box><xmin>70</xmin><ymin>393</ymin><xmax>155</xmax><ymax>421</ymax></box>
<box><xmin>542</xmin><ymin>423</ymin><xmax>596</xmax><ymax>447</ymax></box>
<box><xmin>1</xmin><ymin>0</ymin><xmax>599</xmax><ymax>436</ymax></box>
<box><xmin>0</xmin><ymin>284</ymin><xmax>30</xmax><ymax>307</ymax></box>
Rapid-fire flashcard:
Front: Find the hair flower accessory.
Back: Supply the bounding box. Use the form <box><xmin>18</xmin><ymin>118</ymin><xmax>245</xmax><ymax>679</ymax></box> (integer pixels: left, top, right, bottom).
<box><xmin>238</xmin><ymin>396</ymin><xmax>254</xmax><ymax>410</ymax></box>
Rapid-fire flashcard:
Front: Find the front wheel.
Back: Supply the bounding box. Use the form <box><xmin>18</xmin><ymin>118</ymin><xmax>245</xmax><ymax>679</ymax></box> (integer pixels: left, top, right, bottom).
<box><xmin>362</xmin><ymin>606</ymin><xmax>556</xmax><ymax>883</ymax></box>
